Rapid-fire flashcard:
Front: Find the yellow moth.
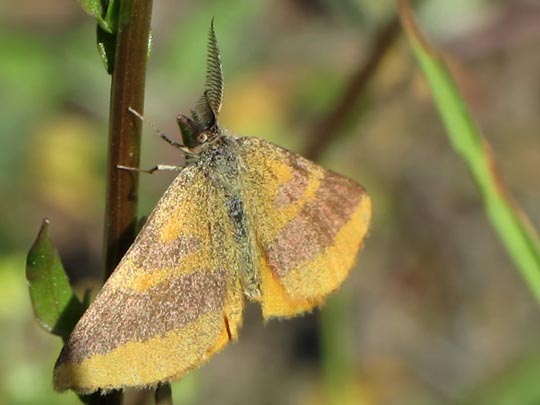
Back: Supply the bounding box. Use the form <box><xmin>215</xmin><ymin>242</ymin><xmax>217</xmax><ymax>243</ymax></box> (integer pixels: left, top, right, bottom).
<box><xmin>54</xmin><ymin>20</ymin><xmax>371</xmax><ymax>394</ymax></box>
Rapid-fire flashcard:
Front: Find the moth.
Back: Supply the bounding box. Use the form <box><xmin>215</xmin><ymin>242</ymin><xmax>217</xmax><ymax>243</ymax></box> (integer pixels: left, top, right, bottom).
<box><xmin>54</xmin><ymin>20</ymin><xmax>371</xmax><ymax>393</ymax></box>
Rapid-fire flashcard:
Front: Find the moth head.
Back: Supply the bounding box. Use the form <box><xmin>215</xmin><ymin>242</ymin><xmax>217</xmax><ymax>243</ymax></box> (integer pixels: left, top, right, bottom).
<box><xmin>177</xmin><ymin>92</ymin><xmax>219</xmax><ymax>149</ymax></box>
<box><xmin>178</xmin><ymin>18</ymin><xmax>224</xmax><ymax>151</ymax></box>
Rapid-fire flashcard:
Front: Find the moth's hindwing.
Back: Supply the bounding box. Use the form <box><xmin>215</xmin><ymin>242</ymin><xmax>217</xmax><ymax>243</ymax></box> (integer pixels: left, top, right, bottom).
<box><xmin>53</xmin><ymin>166</ymin><xmax>243</xmax><ymax>393</ymax></box>
<box><xmin>238</xmin><ymin>137</ymin><xmax>372</xmax><ymax>318</ymax></box>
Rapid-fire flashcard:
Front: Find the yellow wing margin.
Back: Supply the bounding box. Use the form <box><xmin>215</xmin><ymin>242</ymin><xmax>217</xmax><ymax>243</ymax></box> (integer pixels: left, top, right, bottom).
<box><xmin>238</xmin><ymin>137</ymin><xmax>371</xmax><ymax>319</ymax></box>
<box><xmin>54</xmin><ymin>166</ymin><xmax>243</xmax><ymax>393</ymax></box>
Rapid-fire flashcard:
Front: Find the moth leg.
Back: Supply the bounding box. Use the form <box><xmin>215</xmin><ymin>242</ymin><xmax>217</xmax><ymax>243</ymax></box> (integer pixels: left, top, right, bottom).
<box><xmin>117</xmin><ymin>164</ymin><xmax>183</xmax><ymax>174</ymax></box>
<box><xmin>223</xmin><ymin>316</ymin><xmax>232</xmax><ymax>340</ymax></box>
<box><xmin>128</xmin><ymin>107</ymin><xmax>193</xmax><ymax>155</ymax></box>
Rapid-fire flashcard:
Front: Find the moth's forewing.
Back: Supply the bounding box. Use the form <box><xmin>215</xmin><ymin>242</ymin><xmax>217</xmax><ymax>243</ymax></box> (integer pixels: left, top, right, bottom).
<box><xmin>54</xmin><ymin>167</ymin><xmax>243</xmax><ymax>393</ymax></box>
<box><xmin>238</xmin><ymin>137</ymin><xmax>372</xmax><ymax>318</ymax></box>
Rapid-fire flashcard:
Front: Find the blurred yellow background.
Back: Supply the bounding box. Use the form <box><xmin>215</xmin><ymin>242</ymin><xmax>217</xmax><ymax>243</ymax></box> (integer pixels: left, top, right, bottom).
<box><xmin>1</xmin><ymin>1</ymin><xmax>540</xmax><ymax>404</ymax></box>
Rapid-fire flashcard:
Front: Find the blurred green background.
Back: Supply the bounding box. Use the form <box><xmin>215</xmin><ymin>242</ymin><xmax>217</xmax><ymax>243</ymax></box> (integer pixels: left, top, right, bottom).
<box><xmin>2</xmin><ymin>0</ymin><xmax>540</xmax><ymax>404</ymax></box>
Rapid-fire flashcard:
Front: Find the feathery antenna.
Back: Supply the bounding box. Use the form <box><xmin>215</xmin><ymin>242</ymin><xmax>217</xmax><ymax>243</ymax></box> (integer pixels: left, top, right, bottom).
<box><xmin>206</xmin><ymin>18</ymin><xmax>224</xmax><ymax>114</ymax></box>
<box><xmin>177</xmin><ymin>19</ymin><xmax>225</xmax><ymax>149</ymax></box>
<box><xmin>195</xmin><ymin>18</ymin><xmax>224</xmax><ymax>127</ymax></box>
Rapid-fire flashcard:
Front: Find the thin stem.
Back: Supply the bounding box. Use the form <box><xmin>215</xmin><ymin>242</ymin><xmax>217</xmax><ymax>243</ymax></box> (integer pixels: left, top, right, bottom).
<box><xmin>304</xmin><ymin>11</ymin><xmax>406</xmax><ymax>405</ymax></box>
<box><xmin>303</xmin><ymin>15</ymin><xmax>401</xmax><ymax>161</ymax></box>
<box><xmin>100</xmin><ymin>0</ymin><xmax>153</xmax><ymax>404</ymax></box>
<box><xmin>103</xmin><ymin>0</ymin><xmax>153</xmax><ymax>281</ymax></box>
<box><xmin>155</xmin><ymin>383</ymin><xmax>173</xmax><ymax>405</ymax></box>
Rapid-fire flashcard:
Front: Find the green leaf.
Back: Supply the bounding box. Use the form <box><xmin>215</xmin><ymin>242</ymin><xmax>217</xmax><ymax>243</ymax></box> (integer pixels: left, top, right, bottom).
<box><xmin>78</xmin><ymin>0</ymin><xmax>114</xmax><ymax>33</ymax></box>
<box><xmin>78</xmin><ymin>0</ymin><xmax>121</xmax><ymax>73</ymax></box>
<box><xmin>398</xmin><ymin>0</ymin><xmax>540</xmax><ymax>299</ymax></box>
<box><xmin>26</xmin><ymin>219</ymin><xmax>85</xmax><ymax>339</ymax></box>
<box><xmin>97</xmin><ymin>25</ymin><xmax>117</xmax><ymax>74</ymax></box>
<box><xmin>78</xmin><ymin>0</ymin><xmax>104</xmax><ymax>22</ymax></box>
<box><xmin>102</xmin><ymin>0</ymin><xmax>119</xmax><ymax>33</ymax></box>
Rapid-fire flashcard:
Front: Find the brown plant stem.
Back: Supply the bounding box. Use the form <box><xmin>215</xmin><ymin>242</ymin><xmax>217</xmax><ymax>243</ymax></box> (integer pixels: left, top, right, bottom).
<box><xmin>104</xmin><ymin>0</ymin><xmax>153</xmax><ymax>281</ymax></box>
<box><xmin>100</xmin><ymin>0</ymin><xmax>153</xmax><ymax>404</ymax></box>
<box><xmin>155</xmin><ymin>383</ymin><xmax>173</xmax><ymax>405</ymax></box>
<box><xmin>303</xmin><ymin>15</ymin><xmax>401</xmax><ymax>161</ymax></box>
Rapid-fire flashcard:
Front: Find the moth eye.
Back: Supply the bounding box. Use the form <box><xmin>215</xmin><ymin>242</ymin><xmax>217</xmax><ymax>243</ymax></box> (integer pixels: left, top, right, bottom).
<box><xmin>197</xmin><ymin>132</ymin><xmax>208</xmax><ymax>143</ymax></box>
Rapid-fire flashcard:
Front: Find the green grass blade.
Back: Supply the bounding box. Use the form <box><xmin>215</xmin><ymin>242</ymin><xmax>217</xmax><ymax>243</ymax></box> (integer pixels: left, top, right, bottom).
<box><xmin>460</xmin><ymin>350</ymin><xmax>540</xmax><ymax>404</ymax></box>
<box><xmin>398</xmin><ymin>0</ymin><xmax>540</xmax><ymax>299</ymax></box>
<box><xmin>26</xmin><ymin>219</ymin><xmax>85</xmax><ymax>339</ymax></box>
<box><xmin>320</xmin><ymin>291</ymin><xmax>357</xmax><ymax>405</ymax></box>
